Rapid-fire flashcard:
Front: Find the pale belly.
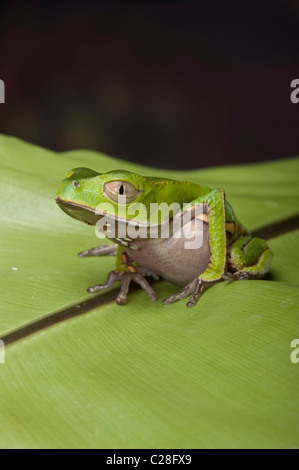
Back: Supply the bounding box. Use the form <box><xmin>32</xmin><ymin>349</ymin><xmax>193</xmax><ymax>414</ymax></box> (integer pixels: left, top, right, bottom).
<box><xmin>125</xmin><ymin>220</ymin><xmax>211</xmax><ymax>286</ymax></box>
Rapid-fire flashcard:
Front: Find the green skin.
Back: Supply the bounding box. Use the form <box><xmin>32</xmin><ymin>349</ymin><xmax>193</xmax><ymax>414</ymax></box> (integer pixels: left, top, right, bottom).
<box><xmin>55</xmin><ymin>168</ymin><xmax>273</xmax><ymax>307</ymax></box>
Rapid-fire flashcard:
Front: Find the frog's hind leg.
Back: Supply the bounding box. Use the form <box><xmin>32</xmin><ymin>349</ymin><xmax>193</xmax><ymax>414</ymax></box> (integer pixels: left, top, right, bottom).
<box><xmin>78</xmin><ymin>243</ymin><xmax>118</xmax><ymax>258</ymax></box>
<box><xmin>227</xmin><ymin>236</ymin><xmax>273</xmax><ymax>280</ymax></box>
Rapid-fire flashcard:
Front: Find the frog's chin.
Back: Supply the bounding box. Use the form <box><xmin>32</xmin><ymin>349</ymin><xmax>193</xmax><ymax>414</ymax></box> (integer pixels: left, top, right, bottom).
<box><xmin>55</xmin><ymin>197</ymin><xmax>99</xmax><ymax>225</ymax></box>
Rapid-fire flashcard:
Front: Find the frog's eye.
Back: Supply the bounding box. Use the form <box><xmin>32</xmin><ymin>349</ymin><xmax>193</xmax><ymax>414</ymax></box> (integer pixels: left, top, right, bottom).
<box><xmin>103</xmin><ymin>181</ymin><xmax>140</xmax><ymax>203</ymax></box>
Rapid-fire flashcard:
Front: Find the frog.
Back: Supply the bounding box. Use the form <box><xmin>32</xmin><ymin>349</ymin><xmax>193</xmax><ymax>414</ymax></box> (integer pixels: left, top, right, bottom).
<box><xmin>55</xmin><ymin>168</ymin><xmax>273</xmax><ymax>307</ymax></box>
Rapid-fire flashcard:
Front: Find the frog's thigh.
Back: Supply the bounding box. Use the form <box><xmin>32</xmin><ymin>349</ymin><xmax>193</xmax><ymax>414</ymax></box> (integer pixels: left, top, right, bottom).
<box><xmin>229</xmin><ymin>236</ymin><xmax>273</xmax><ymax>277</ymax></box>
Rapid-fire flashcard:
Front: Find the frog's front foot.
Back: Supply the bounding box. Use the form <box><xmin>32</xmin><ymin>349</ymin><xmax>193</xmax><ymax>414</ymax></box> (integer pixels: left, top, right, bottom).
<box><xmin>87</xmin><ymin>270</ymin><xmax>158</xmax><ymax>305</ymax></box>
<box><xmin>162</xmin><ymin>277</ymin><xmax>209</xmax><ymax>308</ymax></box>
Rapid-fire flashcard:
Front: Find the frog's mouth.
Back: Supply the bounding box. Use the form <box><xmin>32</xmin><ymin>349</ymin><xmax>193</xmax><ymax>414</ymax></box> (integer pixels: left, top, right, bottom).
<box><xmin>55</xmin><ymin>197</ymin><xmax>100</xmax><ymax>225</ymax></box>
<box><xmin>55</xmin><ymin>196</ymin><xmax>163</xmax><ymax>240</ymax></box>
<box><xmin>55</xmin><ymin>196</ymin><xmax>151</xmax><ymax>232</ymax></box>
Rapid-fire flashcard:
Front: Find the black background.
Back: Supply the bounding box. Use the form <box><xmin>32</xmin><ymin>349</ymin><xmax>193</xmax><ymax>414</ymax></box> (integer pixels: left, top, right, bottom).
<box><xmin>1</xmin><ymin>0</ymin><xmax>299</xmax><ymax>169</ymax></box>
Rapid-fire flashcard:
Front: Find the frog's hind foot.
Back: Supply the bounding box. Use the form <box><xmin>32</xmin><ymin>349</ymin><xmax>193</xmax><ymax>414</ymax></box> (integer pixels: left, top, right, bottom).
<box><xmin>162</xmin><ymin>277</ymin><xmax>211</xmax><ymax>308</ymax></box>
<box><xmin>87</xmin><ymin>270</ymin><xmax>158</xmax><ymax>305</ymax></box>
<box><xmin>222</xmin><ymin>271</ymin><xmax>250</xmax><ymax>281</ymax></box>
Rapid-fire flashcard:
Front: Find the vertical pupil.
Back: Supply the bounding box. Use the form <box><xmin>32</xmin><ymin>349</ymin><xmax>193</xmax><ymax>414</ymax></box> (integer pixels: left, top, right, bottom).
<box><xmin>119</xmin><ymin>184</ymin><xmax>124</xmax><ymax>195</ymax></box>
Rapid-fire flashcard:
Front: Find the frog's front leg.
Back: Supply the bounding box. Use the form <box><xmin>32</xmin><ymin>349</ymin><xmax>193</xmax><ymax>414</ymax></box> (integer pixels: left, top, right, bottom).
<box><xmin>78</xmin><ymin>243</ymin><xmax>118</xmax><ymax>258</ymax></box>
<box><xmin>87</xmin><ymin>247</ymin><xmax>158</xmax><ymax>305</ymax></box>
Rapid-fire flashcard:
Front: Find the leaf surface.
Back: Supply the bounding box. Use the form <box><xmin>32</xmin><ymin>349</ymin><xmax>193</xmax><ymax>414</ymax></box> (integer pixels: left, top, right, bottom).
<box><xmin>0</xmin><ymin>135</ymin><xmax>298</xmax><ymax>448</ymax></box>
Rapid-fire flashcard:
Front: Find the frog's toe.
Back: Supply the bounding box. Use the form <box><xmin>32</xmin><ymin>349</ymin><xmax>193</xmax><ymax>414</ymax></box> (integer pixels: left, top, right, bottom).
<box><xmin>79</xmin><ymin>244</ymin><xmax>118</xmax><ymax>258</ymax></box>
<box><xmin>87</xmin><ymin>285</ymin><xmax>102</xmax><ymax>293</ymax></box>
<box><xmin>162</xmin><ymin>291</ymin><xmax>189</xmax><ymax>305</ymax></box>
<box><xmin>186</xmin><ymin>298</ymin><xmax>197</xmax><ymax>307</ymax></box>
<box><xmin>132</xmin><ymin>272</ymin><xmax>158</xmax><ymax>301</ymax></box>
<box><xmin>162</xmin><ymin>296</ymin><xmax>174</xmax><ymax>305</ymax></box>
<box><xmin>185</xmin><ymin>278</ymin><xmax>206</xmax><ymax>307</ymax></box>
<box><xmin>185</xmin><ymin>289</ymin><xmax>203</xmax><ymax>307</ymax></box>
<box><xmin>87</xmin><ymin>270</ymin><xmax>122</xmax><ymax>293</ymax></box>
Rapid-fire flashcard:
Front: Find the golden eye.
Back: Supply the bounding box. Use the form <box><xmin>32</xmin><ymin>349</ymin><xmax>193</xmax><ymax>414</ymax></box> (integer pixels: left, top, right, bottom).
<box><xmin>103</xmin><ymin>181</ymin><xmax>140</xmax><ymax>203</ymax></box>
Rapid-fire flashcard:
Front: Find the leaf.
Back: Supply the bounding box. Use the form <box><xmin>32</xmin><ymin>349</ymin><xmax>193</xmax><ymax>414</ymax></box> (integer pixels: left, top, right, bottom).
<box><xmin>0</xmin><ymin>135</ymin><xmax>298</xmax><ymax>449</ymax></box>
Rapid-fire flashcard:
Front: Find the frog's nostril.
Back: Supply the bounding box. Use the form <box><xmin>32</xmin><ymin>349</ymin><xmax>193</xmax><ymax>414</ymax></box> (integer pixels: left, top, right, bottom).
<box><xmin>72</xmin><ymin>180</ymin><xmax>80</xmax><ymax>188</ymax></box>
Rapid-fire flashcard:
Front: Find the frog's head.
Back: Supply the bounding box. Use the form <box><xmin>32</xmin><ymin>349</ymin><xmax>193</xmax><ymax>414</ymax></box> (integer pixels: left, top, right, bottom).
<box><xmin>55</xmin><ymin>168</ymin><xmax>152</xmax><ymax>225</ymax></box>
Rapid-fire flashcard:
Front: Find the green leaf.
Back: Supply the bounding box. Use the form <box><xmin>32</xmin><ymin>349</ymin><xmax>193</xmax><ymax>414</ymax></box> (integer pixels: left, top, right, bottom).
<box><xmin>0</xmin><ymin>135</ymin><xmax>298</xmax><ymax>448</ymax></box>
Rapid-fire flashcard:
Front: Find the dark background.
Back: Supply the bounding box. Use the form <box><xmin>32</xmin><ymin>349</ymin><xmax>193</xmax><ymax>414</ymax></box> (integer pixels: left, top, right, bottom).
<box><xmin>0</xmin><ymin>0</ymin><xmax>299</xmax><ymax>169</ymax></box>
